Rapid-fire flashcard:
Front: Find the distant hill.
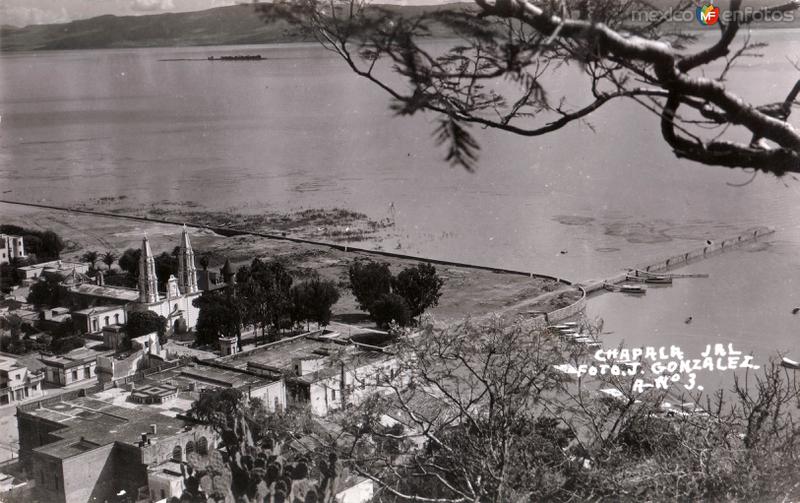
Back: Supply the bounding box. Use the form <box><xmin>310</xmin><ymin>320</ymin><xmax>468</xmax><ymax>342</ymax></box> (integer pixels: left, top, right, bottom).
<box><xmin>0</xmin><ymin>2</ymin><xmax>795</xmax><ymax>52</ymax></box>
<box><xmin>0</xmin><ymin>3</ymin><xmax>474</xmax><ymax>52</ymax></box>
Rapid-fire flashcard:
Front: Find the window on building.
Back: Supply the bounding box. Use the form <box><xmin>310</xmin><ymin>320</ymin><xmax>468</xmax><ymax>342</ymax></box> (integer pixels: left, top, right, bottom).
<box><xmin>104</xmin><ymin>316</ymin><xmax>110</xmax><ymax>326</ymax></box>
<box><xmin>185</xmin><ymin>441</ymin><xmax>195</xmax><ymax>456</ymax></box>
<box><xmin>92</xmin><ymin>319</ymin><xmax>98</xmax><ymax>332</ymax></box>
<box><xmin>54</xmin><ymin>473</ymin><xmax>59</xmax><ymax>490</ymax></box>
<box><xmin>197</xmin><ymin>437</ymin><xmax>208</xmax><ymax>455</ymax></box>
<box><xmin>172</xmin><ymin>445</ymin><xmax>182</xmax><ymax>462</ymax></box>
<box><xmin>331</xmin><ymin>389</ymin><xmax>336</xmax><ymax>400</ymax></box>
<box><xmin>84</xmin><ymin>367</ymin><xmax>90</xmax><ymax>379</ymax></box>
<box><xmin>71</xmin><ymin>370</ymin><xmax>78</xmax><ymax>381</ymax></box>
<box><xmin>114</xmin><ymin>313</ymin><xmax>120</xmax><ymax>324</ymax></box>
<box><xmin>161</xmin><ymin>489</ymin><xmax>166</xmax><ymax>499</ymax></box>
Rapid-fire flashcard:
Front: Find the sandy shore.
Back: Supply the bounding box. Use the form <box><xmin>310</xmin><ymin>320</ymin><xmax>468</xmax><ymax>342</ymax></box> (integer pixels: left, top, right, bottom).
<box><xmin>0</xmin><ymin>202</ymin><xmax>582</xmax><ymax>324</ymax></box>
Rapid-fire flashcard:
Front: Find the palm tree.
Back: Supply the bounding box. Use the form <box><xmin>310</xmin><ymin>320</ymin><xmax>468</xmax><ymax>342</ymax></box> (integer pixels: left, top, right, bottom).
<box><xmin>102</xmin><ymin>251</ymin><xmax>117</xmax><ymax>270</ymax></box>
<box><xmin>82</xmin><ymin>250</ymin><xmax>99</xmax><ymax>272</ymax></box>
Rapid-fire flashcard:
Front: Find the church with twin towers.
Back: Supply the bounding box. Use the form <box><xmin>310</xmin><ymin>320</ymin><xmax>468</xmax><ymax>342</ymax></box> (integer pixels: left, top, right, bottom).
<box><xmin>132</xmin><ymin>225</ymin><xmax>201</xmax><ymax>333</ymax></box>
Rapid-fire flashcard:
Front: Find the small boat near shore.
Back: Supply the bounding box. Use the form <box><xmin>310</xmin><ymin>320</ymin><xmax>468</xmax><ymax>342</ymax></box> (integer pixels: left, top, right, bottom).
<box><xmin>781</xmin><ymin>357</ymin><xmax>800</xmax><ymax>369</ymax></box>
<box><xmin>620</xmin><ymin>284</ymin><xmax>647</xmax><ymax>294</ymax></box>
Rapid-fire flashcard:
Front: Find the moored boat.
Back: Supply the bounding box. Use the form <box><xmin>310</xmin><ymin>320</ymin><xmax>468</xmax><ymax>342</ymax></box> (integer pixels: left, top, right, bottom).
<box><xmin>620</xmin><ymin>284</ymin><xmax>647</xmax><ymax>294</ymax></box>
<box><xmin>781</xmin><ymin>357</ymin><xmax>800</xmax><ymax>369</ymax></box>
<box><xmin>645</xmin><ymin>276</ymin><xmax>673</xmax><ymax>284</ymax></box>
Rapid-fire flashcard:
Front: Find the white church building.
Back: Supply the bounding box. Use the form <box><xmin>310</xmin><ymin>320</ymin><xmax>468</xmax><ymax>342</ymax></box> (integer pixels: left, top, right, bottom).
<box><xmin>64</xmin><ymin>226</ymin><xmax>202</xmax><ymax>334</ymax></box>
<box><xmin>129</xmin><ymin>227</ymin><xmax>202</xmax><ymax>333</ymax></box>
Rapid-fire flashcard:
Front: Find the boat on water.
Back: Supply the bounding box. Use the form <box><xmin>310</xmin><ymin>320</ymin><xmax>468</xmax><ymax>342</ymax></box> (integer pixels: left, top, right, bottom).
<box><xmin>208</xmin><ymin>55</ymin><xmax>265</xmax><ymax>61</ymax></box>
<box><xmin>620</xmin><ymin>284</ymin><xmax>647</xmax><ymax>294</ymax></box>
<box><xmin>645</xmin><ymin>276</ymin><xmax>673</xmax><ymax>284</ymax></box>
<box><xmin>781</xmin><ymin>357</ymin><xmax>800</xmax><ymax>369</ymax></box>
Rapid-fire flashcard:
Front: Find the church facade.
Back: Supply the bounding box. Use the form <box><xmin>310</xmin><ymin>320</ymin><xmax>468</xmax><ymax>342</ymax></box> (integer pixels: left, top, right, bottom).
<box><xmin>62</xmin><ymin>227</ymin><xmax>202</xmax><ymax>335</ymax></box>
<box><xmin>129</xmin><ymin>227</ymin><xmax>201</xmax><ymax>334</ymax></box>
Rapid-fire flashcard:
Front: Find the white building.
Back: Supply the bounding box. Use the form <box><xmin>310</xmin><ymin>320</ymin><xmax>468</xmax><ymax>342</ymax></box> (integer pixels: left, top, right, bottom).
<box><xmin>0</xmin><ymin>233</ymin><xmax>25</xmax><ymax>265</ymax></box>
<box><xmin>128</xmin><ymin>229</ymin><xmax>201</xmax><ymax>334</ymax></box>
<box><xmin>0</xmin><ymin>354</ymin><xmax>44</xmax><ymax>406</ymax></box>
<box><xmin>71</xmin><ymin>305</ymin><xmax>127</xmax><ymax>334</ymax></box>
<box><xmin>55</xmin><ymin>227</ymin><xmax>202</xmax><ymax>335</ymax></box>
<box><xmin>17</xmin><ymin>259</ymin><xmax>89</xmax><ymax>281</ymax></box>
<box><xmin>40</xmin><ymin>348</ymin><xmax>102</xmax><ymax>387</ymax></box>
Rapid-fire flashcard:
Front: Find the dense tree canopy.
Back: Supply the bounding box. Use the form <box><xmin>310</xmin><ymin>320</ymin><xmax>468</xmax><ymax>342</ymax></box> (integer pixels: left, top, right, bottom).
<box><xmin>348</xmin><ymin>259</ymin><xmax>393</xmax><ymax>312</ymax></box>
<box><xmin>348</xmin><ymin>260</ymin><xmax>443</xmax><ymax>325</ymax></box>
<box><xmin>26</xmin><ymin>275</ymin><xmax>62</xmax><ymax>308</ymax></box>
<box><xmin>290</xmin><ymin>276</ymin><xmax>341</xmax><ymax>328</ymax></box>
<box><xmin>126</xmin><ymin>310</ymin><xmax>168</xmax><ymax>344</ymax></box>
<box><xmin>264</xmin><ymin>0</ymin><xmax>800</xmax><ymax>174</ymax></box>
<box><xmin>236</xmin><ymin>258</ymin><xmax>295</xmax><ymax>343</ymax></box>
<box><xmin>392</xmin><ymin>262</ymin><xmax>444</xmax><ymax>319</ymax></box>
<box><xmin>192</xmin><ymin>289</ymin><xmax>242</xmax><ymax>346</ymax></box>
<box><xmin>370</xmin><ymin>292</ymin><xmax>411</xmax><ymax>328</ymax></box>
<box><xmin>118</xmin><ymin>247</ymin><xmax>141</xmax><ymax>278</ymax></box>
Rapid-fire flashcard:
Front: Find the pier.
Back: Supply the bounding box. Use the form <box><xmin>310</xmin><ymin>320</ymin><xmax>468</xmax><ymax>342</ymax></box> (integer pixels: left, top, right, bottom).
<box><xmin>580</xmin><ymin>226</ymin><xmax>774</xmax><ymax>294</ymax></box>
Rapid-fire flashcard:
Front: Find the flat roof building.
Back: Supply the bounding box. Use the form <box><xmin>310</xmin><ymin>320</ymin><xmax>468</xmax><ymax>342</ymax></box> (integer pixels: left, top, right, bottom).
<box><xmin>17</xmin><ymin>368</ymin><xmax>217</xmax><ymax>503</ymax></box>
<box><xmin>0</xmin><ymin>354</ymin><xmax>44</xmax><ymax>406</ymax></box>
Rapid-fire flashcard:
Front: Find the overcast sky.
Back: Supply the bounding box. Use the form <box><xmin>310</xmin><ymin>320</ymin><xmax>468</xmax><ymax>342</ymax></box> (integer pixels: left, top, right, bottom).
<box><xmin>0</xmin><ymin>0</ymin><xmax>449</xmax><ymax>27</ymax></box>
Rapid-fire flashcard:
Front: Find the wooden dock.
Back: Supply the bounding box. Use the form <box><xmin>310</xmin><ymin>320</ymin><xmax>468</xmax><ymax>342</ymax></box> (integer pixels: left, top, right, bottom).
<box><xmin>581</xmin><ymin>226</ymin><xmax>774</xmax><ymax>294</ymax></box>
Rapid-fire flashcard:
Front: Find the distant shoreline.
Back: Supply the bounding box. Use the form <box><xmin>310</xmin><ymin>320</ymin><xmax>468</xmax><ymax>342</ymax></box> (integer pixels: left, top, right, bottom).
<box><xmin>2</xmin><ymin>24</ymin><xmax>799</xmax><ymax>54</ymax></box>
<box><xmin>1</xmin><ymin>1</ymin><xmax>798</xmax><ymax>54</ymax></box>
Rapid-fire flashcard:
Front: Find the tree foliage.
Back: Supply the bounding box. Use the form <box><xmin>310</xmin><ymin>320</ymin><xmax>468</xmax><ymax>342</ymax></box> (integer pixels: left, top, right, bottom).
<box><xmin>126</xmin><ymin>310</ymin><xmax>167</xmax><ymax>344</ymax></box>
<box><xmin>26</xmin><ymin>276</ymin><xmax>62</xmax><ymax>308</ymax></box>
<box><xmin>185</xmin><ymin>389</ymin><xmax>346</xmax><ymax>503</ymax></box>
<box><xmin>182</xmin><ymin>315</ymin><xmax>800</xmax><ymax>501</ymax></box>
<box><xmin>311</xmin><ymin>317</ymin><xmax>800</xmax><ymax>502</ymax></box>
<box><xmin>290</xmin><ymin>276</ymin><xmax>340</xmax><ymax>328</ymax></box>
<box><xmin>192</xmin><ymin>289</ymin><xmax>242</xmax><ymax>346</ymax></box>
<box><xmin>236</xmin><ymin>258</ymin><xmax>294</xmax><ymax>343</ymax></box>
<box><xmin>101</xmin><ymin>250</ymin><xmax>117</xmax><ymax>269</ymax></box>
<box><xmin>392</xmin><ymin>262</ymin><xmax>443</xmax><ymax>319</ymax></box>
<box><xmin>263</xmin><ymin>0</ymin><xmax>800</xmax><ymax>174</ymax></box>
<box><xmin>370</xmin><ymin>292</ymin><xmax>411</xmax><ymax>328</ymax></box>
<box><xmin>118</xmin><ymin>247</ymin><xmax>141</xmax><ymax>278</ymax></box>
<box><xmin>81</xmin><ymin>250</ymin><xmax>99</xmax><ymax>271</ymax></box>
<box><xmin>348</xmin><ymin>260</ymin><xmax>443</xmax><ymax>324</ymax></box>
<box><xmin>348</xmin><ymin>259</ymin><xmax>392</xmax><ymax>312</ymax></box>
<box><xmin>50</xmin><ymin>335</ymin><xmax>85</xmax><ymax>354</ymax></box>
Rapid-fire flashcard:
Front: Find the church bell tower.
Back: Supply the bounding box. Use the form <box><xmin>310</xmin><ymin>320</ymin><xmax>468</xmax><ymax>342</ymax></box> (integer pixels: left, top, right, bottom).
<box><xmin>138</xmin><ymin>234</ymin><xmax>160</xmax><ymax>303</ymax></box>
<box><xmin>178</xmin><ymin>225</ymin><xmax>198</xmax><ymax>294</ymax></box>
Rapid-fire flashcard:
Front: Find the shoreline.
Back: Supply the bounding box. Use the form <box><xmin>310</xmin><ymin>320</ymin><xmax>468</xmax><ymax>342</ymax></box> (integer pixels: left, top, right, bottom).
<box><xmin>0</xmin><ymin>200</ymin><xmax>584</xmax><ymax>324</ymax></box>
<box><xmin>3</xmin><ymin>25</ymin><xmax>799</xmax><ymax>54</ymax></box>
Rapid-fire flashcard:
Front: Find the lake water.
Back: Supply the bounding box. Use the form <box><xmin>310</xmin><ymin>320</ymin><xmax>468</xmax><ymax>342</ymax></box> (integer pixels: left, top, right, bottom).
<box><xmin>2</xmin><ymin>30</ymin><xmax>800</xmax><ymax>388</ymax></box>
